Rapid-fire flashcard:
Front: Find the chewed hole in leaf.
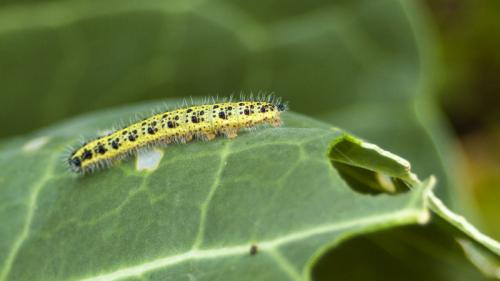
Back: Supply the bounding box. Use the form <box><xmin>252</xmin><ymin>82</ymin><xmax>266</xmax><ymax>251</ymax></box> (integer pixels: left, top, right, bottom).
<box><xmin>332</xmin><ymin>162</ymin><xmax>409</xmax><ymax>194</ymax></box>
<box><xmin>329</xmin><ymin>136</ymin><xmax>413</xmax><ymax>195</ymax></box>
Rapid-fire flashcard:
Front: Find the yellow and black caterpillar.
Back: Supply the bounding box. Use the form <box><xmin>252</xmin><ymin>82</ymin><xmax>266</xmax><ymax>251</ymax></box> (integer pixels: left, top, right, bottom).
<box><xmin>68</xmin><ymin>97</ymin><xmax>287</xmax><ymax>174</ymax></box>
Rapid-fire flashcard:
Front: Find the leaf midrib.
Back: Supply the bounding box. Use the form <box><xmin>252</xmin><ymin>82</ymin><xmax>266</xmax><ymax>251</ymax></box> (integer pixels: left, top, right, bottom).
<box><xmin>76</xmin><ymin>208</ymin><xmax>425</xmax><ymax>281</ymax></box>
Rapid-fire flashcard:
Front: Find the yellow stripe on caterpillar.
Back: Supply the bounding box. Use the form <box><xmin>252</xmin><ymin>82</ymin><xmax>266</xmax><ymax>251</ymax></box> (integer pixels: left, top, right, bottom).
<box><xmin>68</xmin><ymin>98</ymin><xmax>287</xmax><ymax>174</ymax></box>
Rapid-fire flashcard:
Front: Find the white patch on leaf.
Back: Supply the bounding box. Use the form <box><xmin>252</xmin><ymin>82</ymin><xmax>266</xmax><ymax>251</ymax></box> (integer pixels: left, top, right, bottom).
<box><xmin>417</xmin><ymin>209</ymin><xmax>430</xmax><ymax>224</ymax></box>
<box><xmin>23</xmin><ymin>137</ymin><xmax>49</xmax><ymax>152</ymax></box>
<box><xmin>375</xmin><ymin>173</ymin><xmax>396</xmax><ymax>193</ymax></box>
<box><xmin>136</xmin><ymin>148</ymin><xmax>163</xmax><ymax>172</ymax></box>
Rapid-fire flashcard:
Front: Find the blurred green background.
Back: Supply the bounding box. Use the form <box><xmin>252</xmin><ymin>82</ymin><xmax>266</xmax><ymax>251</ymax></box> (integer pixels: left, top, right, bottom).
<box><xmin>0</xmin><ymin>0</ymin><xmax>498</xmax><ymax>242</ymax></box>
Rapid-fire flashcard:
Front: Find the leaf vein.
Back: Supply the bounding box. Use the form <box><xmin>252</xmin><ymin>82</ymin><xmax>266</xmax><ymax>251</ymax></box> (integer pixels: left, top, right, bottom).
<box><xmin>267</xmin><ymin>249</ymin><xmax>303</xmax><ymax>281</ymax></box>
<box><xmin>0</xmin><ymin>154</ymin><xmax>58</xmax><ymax>281</ymax></box>
<box><xmin>191</xmin><ymin>142</ymin><xmax>232</xmax><ymax>250</ymax></box>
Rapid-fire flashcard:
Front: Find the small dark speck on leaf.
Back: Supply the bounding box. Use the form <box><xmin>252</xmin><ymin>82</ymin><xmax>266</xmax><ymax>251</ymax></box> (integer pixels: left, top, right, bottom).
<box><xmin>250</xmin><ymin>244</ymin><xmax>258</xmax><ymax>255</ymax></box>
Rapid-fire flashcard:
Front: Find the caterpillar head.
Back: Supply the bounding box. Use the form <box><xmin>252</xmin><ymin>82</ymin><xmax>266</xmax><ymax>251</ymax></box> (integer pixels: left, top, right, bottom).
<box><xmin>68</xmin><ymin>154</ymin><xmax>82</xmax><ymax>173</ymax></box>
<box><xmin>276</xmin><ymin>103</ymin><xmax>287</xmax><ymax>112</ymax></box>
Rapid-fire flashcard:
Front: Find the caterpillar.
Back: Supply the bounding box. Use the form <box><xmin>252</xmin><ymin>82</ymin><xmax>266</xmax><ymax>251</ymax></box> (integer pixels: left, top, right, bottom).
<box><xmin>68</xmin><ymin>97</ymin><xmax>287</xmax><ymax>174</ymax></box>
